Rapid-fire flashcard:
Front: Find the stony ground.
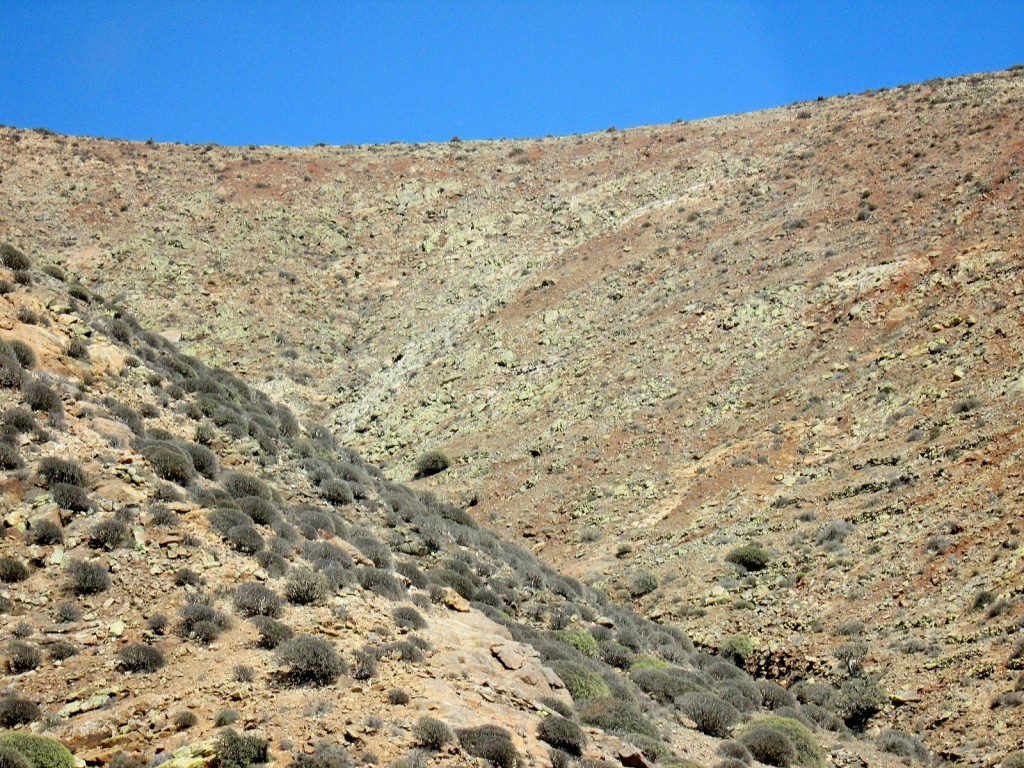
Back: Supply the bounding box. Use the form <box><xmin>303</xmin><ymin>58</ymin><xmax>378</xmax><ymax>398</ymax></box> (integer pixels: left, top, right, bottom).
<box><xmin>1</xmin><ymin>66</ymin><xmax>1023</xmax><ymax>764</ymax></box>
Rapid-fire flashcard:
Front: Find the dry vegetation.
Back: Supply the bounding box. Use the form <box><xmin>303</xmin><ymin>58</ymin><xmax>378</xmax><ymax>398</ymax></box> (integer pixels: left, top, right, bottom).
<box><xmin>0</xmin><ymin>66</ymin><xmax>1023</xmax><ymax>767</ymax></box>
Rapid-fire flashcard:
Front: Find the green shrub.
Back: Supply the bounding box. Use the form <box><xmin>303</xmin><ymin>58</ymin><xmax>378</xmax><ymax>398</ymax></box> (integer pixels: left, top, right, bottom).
<box><xmin>739</xmin><ymin>717</ymin><xmax>823</xmax><ymax>768</ymax></box>
<box><xmin>414</xmin><ymin>450</ymin><xmax>450</xmax><ymax>479</ymax></box>
<box><xmin>678</xmin><ymin>692</ymin><xmax>741</xmax><ymax>738</ymax></box>
<box><xmin>725</xmin><ymin>543</ymin><xmax>772</xmax><ymax>572</ymax></box>
<box><xmin>66</xmin><ymin>559</ymin><xmax>109</xmax><ymax>595</ymax></box>
<box><xmin>215</xmin><ymin>729</ymin><xmax>269</xmax><ymax>768</ymax></box>
<box><xmin>38</xmin><ymin>457</ymin><xmax>86</xmax><ymax>487</ymax></box>
<box><xmin>250</xmin><ymin>616</ymin><xmax>293</xmax><ymax>649</ymax></box>
<box><xmin>233</xmin><ymin>582</ymin><xmax>282</xmax><ymax>617</ymax></box>
<box><xmin>276</xmin><ymin>634</ymin><xmax>346</xmax><ymax>685</ymax></box>
<box><xmin>0</xmin><ymin>734</ymin><xmax>74</xmax><ymax>768</ymax></box>
<box><xmin>0</xmin><ymin>695</ymin><xmax>39</xmax><ymax>727</ymax></box>
<box><xmin>456</xmin><ymin>726</ymin><xmax>518</xmax><ymax>768</ymax></box>
<box><xmin>23</xmin><ymin>380</ymin><xmax>61</xmax><ymax>414</ymax></box>
<box><xmin>550</xmin><ymin>661</ymin><xmax>611</xmax><ymax>701</ymax></box>
<box><xmin>1003</xmin><ymin>753</ymin><xmax>1024</xmax><ymax>768</ymax></box>
<box><xmin>720</xmin><ymin>635</ymin><xmax>755</xmax><ymax>667</ymax></box>
<box><xmin>117</xmin><ymin>643</ymin><xmax>165</xmax><ymax>673</ymax></box>
<box><xmin>0</xmin><ymin>744</ymin><xmax>31</xmax><ymax>768</ymax></box>
<box><xmin>413</xmin><ymin>716</ymin><xmax>453</xmax><ymax>750</ymax></box>
<box><xmin>537</xmin><ymin>716</ymin><xmax>587</xmax><ymax>756</ymax></box>
<box><xmin>0</xmin><ymin>244</ymin><xmax>31</xmax><ymax>271</ymax></box>
<box><xmin>0</xmin><ymin>558</ymin><xmax>29</xmax><ymax>584</ymax></box>
<box><xmin>555</xmin><ymin>629</ymin><xmax>599</xmax><ymax>658</ymax></box>
<box><xmin>285</xmin><ymin>568</ymin><xmax>330</xmax><ymax>605</ymax></box>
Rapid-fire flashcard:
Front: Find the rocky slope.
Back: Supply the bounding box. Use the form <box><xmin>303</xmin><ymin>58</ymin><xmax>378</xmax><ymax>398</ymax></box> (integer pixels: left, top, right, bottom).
<box><xmin>1</xmin><ymin>66</ymin><xmax>1023</xmax><ymax>764</ymax></box>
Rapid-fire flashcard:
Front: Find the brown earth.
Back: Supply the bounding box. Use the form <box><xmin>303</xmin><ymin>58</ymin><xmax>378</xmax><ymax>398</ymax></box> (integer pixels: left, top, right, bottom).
<box><xmin>1</xmin><ymin>66</ymin><xmax>1023</xmax><ymax>764</ymax></box>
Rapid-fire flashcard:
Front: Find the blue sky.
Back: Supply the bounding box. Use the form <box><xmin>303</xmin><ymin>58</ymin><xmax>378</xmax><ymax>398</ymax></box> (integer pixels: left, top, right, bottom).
<box><xmin>1</xmin><ymin>1</ymin><xmax>1022</xmax><ymax>146</ymax></box>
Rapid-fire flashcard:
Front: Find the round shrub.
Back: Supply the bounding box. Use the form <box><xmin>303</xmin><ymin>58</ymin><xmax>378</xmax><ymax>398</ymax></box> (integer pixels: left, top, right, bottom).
<box><xmin>29</xmin><ymin>519</ymin><xmax>63</xmax><ymax>545</ymax></box>
<box><xmin>1</xmin><ymin>408</ymin><xmax>35</xmax><ymax>433</ymax></box>
<box><xmin>726</xmin><ymin>543</ymin><xmax>772</xmax><ymax>572</ymax></box>
<box><xmin>290</xmin><ymin>743</ymin><xmax>351</xmax><ymax>768</ymax></box>
<box><xmin>385</xmin><ymin>688</ymin><xmax>410</xmax><ymax>705</ymax></box>
<box><xmin>739</xmin><ymin>725</ymin><xmax>797</xmax><ymax>767</ymax></box>
<box><xmin>720</xmin><ymin>635</ymin><xmax>755</xmax><ymax>667</ymax></box>
<box><xmin>117</xmin><ymin>643</ymin><xmax>166</xmax><ymax>673</ymax></box>
<box><xmin>678</xmin><ymin>692</ymin><xmax>741</xmax><ymax>738</ymax></box>
<box><xmin>49</xmin><ymin>641</ymin><xmax>76</xmax><ymax>661</ymax></box>
<box><xmin>6</xmin><ymin>641</ymin><xmax>42</xmax><ymax>674</ymax></box>
<box><xmin>628</xmin><ymin>569</ymin><xmax>658</xmax><ymax>597</ymax></box>
<box><xmin>276</xmin><ymin>634</ymin><xmax>346</xmax><ymax>685</ymax></box>
<box><xmin>66</xmin><ymin>559</ymin><xmax>110</xmax><ymax>595</ymax></box>
<box><xmin>8</xmin><ymin>342</ymin><xmax>35</xmax><ymax>370</ymax></box>
<box><xmin>215</xmin><ymin>728</ymin><xmax>269</xmax><ymax>768</ymax></box>
<box><xmin>222</xmin><ymin>472</ymin><xmax>270</xmax><ymax>500</ymax></box>
<box><xmin>393</xmin><ymin>606</ymin><xmax>427</xmax><ymax>630</ymax></box>
<box><xmin>0</xmin><ymin>558</ymin><xmax>29</xmax><ymax>584</ymax></box>
<box><xmin>717</xmin><ymin>740</ymin><xmax>752</xmax><ymax>764</ymax></box>
<box><xmin>176</xmin><ymin>603</ymin><xmax>231</xmax><ymax>644</ymax></box>
<box><xmin>456</xmin><ymin>726</ymin><xmax>518</xmax><ymax>768</ymax></box>
<box><xmin>550</xmin><ymin>660</ymin><xmax>610</xmax><ymax>702</ymax></box>
<box><xmin>149</xmin><ymin>446</ymin><xmax>195</xmax><ymax>485</ymax></box>
<box><xmin>22</xmin><ymin>380</ymin><xmax>62</xmax><ymax>414</ymax></box>
<box><xmin>226</xmin><ymin>524</ymin><xmax>264</xmax><ymax>554</ymax></box>
<box><xmin>172</xmin><ymin>710</ymin><xmax>198</xmax><ymax>731</ymax></box>
<box><xmin>285</xmin><ymin>567</ymin><xmax>330</xmax><ymax>605</ymax></box>
<box><xmin>0</xmin><ymin>694</ymin><xmax>40</xmax><ymax>726</ymax></box>
<box><xmin>233</xmin><ymin>582</ymin><xmax>282</xmax><ymax>617</ymax></box>
<box><xmin>0</xmin><ymin>733</ymin><xmax>74</xmax><ymax>768</ymax></box>
<box><xmin>89</xmin><ymin>519</ymin><xmax>128</xmax><ymax>550</ymax></box>
<box><xmin>183</xmin><ymin>442</ymin><xmax>218</xmax><ymax>479</ymax></box>
<box><xmin>237</xmin><ymin>496</ymin><xmax>278</xmax><ymax>525</ymax></box>
<box><xmin>0</xmin><ymin>744</ymin><xmax>32</xmax><ymax>768</ymax></box>
<box><xmin>250</xmin><ymin>616</ymin><xmax>294</xmax><ymax>649</ymax></box>
<box><xmin>0</xmin><ymin>442</ymin><xmax>22</xmax><ymax>471</ymax></box>
<box><xmin>555</xmin><ymin>629</ymin><xmax>599</xmax><ymax>658</ymax></box>
<box><xmin>414</xmin><ymin>450</ymin><xmax>450</xmax><ymax>479</ymax></box>
<box><xmin>413</xmin><ymin>716</ymin><xmax>453</xmax><ymax>750</ymax></box>
<box><xmin>0</xmin><ymin>244</ymin><xmax>31</xmax><ymax>271</ymax></box>
<box><xmin>739</xmin><ymin>717</ymin><xmax>824</xmax><ymax>768</ymax></box>
<box><xmin>38</xmin><ymin>457</ymin><xmax>87</xmax><ymax>487</ymax></box>
<box><xmin>537</xmin><ymin>716</ymin><xmax>587</xmax><ymax>756</ymax></box>
<box><xmin>319</xmin><ymin>479</ymin><xmax>353</xmax><ymax>506</ymax></box>
<box><xmin>51</xmin><ymin>483</ymin><xmax>91</xmax><ymax>512</ymax></box>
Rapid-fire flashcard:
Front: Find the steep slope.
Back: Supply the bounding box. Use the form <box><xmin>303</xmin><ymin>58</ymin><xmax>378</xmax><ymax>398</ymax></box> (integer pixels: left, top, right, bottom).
<box><xmin>1</xmin><ymin>67</ymin><xmax>1023</xmax><ymax>762</ymax></box>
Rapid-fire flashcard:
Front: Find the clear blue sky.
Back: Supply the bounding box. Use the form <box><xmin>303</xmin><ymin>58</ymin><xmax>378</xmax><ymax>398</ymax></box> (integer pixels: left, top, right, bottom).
<box><xmin>1</xmin><ymin>1</ymin><xmax>1022</xmax><ymax>146</ymax></box>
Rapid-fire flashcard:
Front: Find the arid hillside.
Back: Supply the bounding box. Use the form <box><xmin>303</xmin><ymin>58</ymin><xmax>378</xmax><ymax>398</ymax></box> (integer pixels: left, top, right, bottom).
<box><xmin>2</xmin><ymin>67</ymin><xmax>1023</xmax><ymax>765</ymax></box>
